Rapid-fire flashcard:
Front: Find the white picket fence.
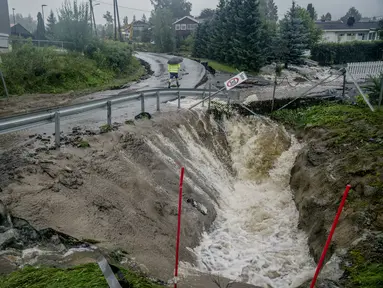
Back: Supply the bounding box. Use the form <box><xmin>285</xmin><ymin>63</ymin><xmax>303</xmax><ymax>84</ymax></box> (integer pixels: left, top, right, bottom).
<box><xmin>347</xmin><ymin>61</ymin><xmax>383</xmax><ymax>82</ymax></box>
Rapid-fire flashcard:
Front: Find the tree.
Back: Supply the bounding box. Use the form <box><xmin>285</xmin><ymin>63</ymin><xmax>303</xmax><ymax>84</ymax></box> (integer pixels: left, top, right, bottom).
<box><xmin>142</xmin><ymin>14</ymin><xmax>147</xmax><ymax>23</ymax></box>
<box><xmin>150</xmin><ymin>0</ymin><xmax>192</xmax><ymax>19</ymax></box>
<box><xmin>347</xmin><ymin>16</ymin><xmax>356</xmax><ymax>26</ymax></box>
<box><xmin>103</xmin><ymin>11</ymin><xmax>114</xmax><ymax>39</ymax></box>
<box><xmin>133</xmin><ymin>15</ymin><xmax>136</xmax><ymax>22</ymax></box>
<box><xmin>298</xmin><ymin>7</ymin><xmax>322</xmax><ymax>48</ymax></box>
<box><xmin>141</xmin><ymin>27</ymin><xmax>151</xmax><ymax>42</ymax></box>
<box><xmin>46</xmin><ymin>10</ymin><xmax>57</xmax><ymax>39</ymax></box>
<box><xmin>199</xmin><ymin>8</ymin><xmax>215</xmax><ymax>19</ymax></box>
<box><xmin>55</xmin><ymin>0</ymin><xmax>91</xmax><ymax>51</ymax></box>
<box><xmin>104</xmin><ymin>11</ymin><xmax>114</xmax><ymax>24</ymax></box>
<box><xmin>378</xmin><ymin>19</ymin><xmax>383</xmax><ymax>39</ymax></box>
<box><xmin>320</xmin><ymin>12</ymin><xmax>332</xmax><ymax>21</ymax></box>
<box><xmin>265</xmin><ymin>0</ymin><xmax>278</xmax><ymax>22</ymax></box>
<box><xmin>306</xmin><ymin>3</ymin><xmax>317</xmax><ymax>20</ymax></box>
<box><xmin>341</xmin><ymin>7</ymin><xmax>362</xmax><ymax>23</ymax></box>
<box><xmin>232</xmin><ymin>0</ymin><xmax>264</xmax><ymax>71</ymax></box>
<box><xmin>193</xmin><ymin>22</ymin><xmax>209</xmax><ymax>58</ymax></box>
<box><xmin>35</xmin><ymin>12</ymin><xmax>46</xmax><ymax>40</ymax></box>
<box><xmin>151</xmin><ymin>8</ymin><xmax>175</xmax><ymax>52</ymax></box>
<box><xmin>208</xmin><ymin>0</ymin><xmax>228</xmax><ymax>62</ymax></box>
<box><xmin>280</xmin><ymin>1</ymin><xmax>309</xmax><ymax>67</ymax></box>
<box><xmin>123</xmin><ymin>16</ymin><xmax>128</xmax><ymax>25</ymax></box>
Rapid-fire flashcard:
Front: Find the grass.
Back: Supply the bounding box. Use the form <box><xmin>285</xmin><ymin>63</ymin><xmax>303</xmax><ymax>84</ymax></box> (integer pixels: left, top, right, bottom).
<box><xmin>271</xmin><ymin>103</ymin><xmax>383</xmax><ymax>145</ymax></box>
<box><xmin>99</xmin><ymin>124</ymin><xmax>113</xmax><ymax>134</ymax></box>
<box><xmin>0</xmin><ymin>264</ymin><xmax>164</xmax><ymax>288</ymax></box>
<box><xmin>195</xmin><ymin>58</ymin><xmax>238</xmax><ymax>74</ymax></box>
<box><xmin>344</xmin><ymin>250</ymin><xmax>383</xmax><ymax>288</ymax></box>
<box><xmin>78</xmin><ymin>140</ymin><xmax>90</xmax><ymax>148</ymax></box>
<box><xmin>0</xmin><ymin>42</ymin><xmax>146</xmax><ymax>97</ymax></box>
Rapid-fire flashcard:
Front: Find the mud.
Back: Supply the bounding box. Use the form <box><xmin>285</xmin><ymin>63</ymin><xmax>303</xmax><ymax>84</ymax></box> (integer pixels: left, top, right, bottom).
<box><xmin>0</xmin><ymin>111</ymin><xmax>229</xmax><ymax>280</ymax></box>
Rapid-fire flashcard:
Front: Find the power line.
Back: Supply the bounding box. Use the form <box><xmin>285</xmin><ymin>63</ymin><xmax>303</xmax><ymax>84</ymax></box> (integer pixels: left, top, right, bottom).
<box><xmin>94</xmin><ymin>0</ymin><xmax>151</xmax><ymax>13</ymax></box>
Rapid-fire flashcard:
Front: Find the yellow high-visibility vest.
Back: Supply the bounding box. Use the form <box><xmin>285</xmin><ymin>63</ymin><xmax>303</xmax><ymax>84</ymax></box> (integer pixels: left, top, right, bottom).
<box><xmin>168</xmin><ymin>64</ymin><xmax>181</xmax><ymax>73</ymax></box>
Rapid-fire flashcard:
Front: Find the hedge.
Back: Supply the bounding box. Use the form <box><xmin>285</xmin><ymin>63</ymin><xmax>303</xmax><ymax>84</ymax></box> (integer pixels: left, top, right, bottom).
<box><xmin>311</xmin><ymin>41</ymin><xmax>383</xmax><ymax>65</ymax></box>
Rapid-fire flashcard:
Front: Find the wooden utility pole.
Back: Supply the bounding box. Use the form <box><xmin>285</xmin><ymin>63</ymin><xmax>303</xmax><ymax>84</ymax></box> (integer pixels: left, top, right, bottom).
<box><xmin>115</xmin><ymin>0</ymin><xmax>123</xmax><ymax>41</ymax></box>
<box><xmin>89</xmin><ymin>0</ymin><xmax>97</xmax><ymax>36</ymax></box>
<box><xmin>113</xmin><ymin>0</ymin><xmax>117</xmax><ymax>40</ymax></box>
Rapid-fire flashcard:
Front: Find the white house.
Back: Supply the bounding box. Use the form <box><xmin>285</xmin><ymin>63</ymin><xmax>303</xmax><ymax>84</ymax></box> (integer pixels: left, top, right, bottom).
<box><xmin>0</xmin><ymin>0</ymin><xmax>10</xmax><ymax>50</ymax></box>
<box><xmin>316</xmin><ymin>21</ymin><xmax>380</xmax><ymax>43</ymax></box>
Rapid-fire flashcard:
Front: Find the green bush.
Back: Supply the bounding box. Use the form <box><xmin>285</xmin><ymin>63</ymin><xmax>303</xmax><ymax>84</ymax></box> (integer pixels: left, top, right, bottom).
<box><xmin>0</xmin><ymin>43</ymin><xmax>114</xmax><ymax>95</ymax></box>
<box><xmin>85</xmin><ymin>40</ymin><xmax>133</xmax><ymax>75</ymax></box>
<box><xmin>366</xmin><ymin>73</ymin><xmax>383</xmax><ymax>105</ymax></box>
<box><xmin>311</xmin><ymin>41</ymin><xmax>383</xmax><ymax>65</ymax></box>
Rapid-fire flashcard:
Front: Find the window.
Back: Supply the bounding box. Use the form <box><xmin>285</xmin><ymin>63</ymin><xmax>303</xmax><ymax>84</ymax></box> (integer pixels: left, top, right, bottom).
<box><xmin>175</xmin><ymin>24</ymin><xmax>180</xmax><ymax>30</ymax></box>
<box><xmin>368</xmin><ymin>32</ymin><xmax>376</xmax><ymax>40</ymax></box>
<box><xmin>181</xmin><ymin>24</ymin><xmax>187</xmax><ymax>30</ymax></box>
<box><xmin>339</xmin><ymin>33</ymin><xmax>345</xmax><ymax>37</ymax></box>
<box><xmin>187</xmin><ymin>24</ymin><xmax>192</xmax><ymax>30</ymax></box>
<box><xmin>193</xmin><ymin>24</ymin><xmax>198</xmax><ymax>29</ymax></box>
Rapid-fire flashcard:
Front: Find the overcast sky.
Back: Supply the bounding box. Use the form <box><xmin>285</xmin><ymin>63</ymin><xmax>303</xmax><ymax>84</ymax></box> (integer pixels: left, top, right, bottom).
<box><xmin>8</xmin><ymin>0</ymin><xmax>383</xmax><ymax>25</ymax></box>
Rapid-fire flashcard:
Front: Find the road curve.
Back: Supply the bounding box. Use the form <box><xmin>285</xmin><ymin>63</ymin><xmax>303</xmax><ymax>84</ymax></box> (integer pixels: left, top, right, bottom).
<box><xmin>131</xmin><ymin>52</ymin><xmax>206</xmax><ymax>90</ymax></box>
<box><xmin>2</xmin><ymin>53</ymin><xmax>206</xmax><ymax>136</ymax></box>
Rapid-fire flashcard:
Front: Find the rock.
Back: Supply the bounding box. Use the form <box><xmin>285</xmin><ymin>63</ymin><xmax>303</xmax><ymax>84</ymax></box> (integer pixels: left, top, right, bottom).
<box><xmin>134</xmin><ymin>112</ymin><xmax>152</xmax><ymax>121</ymax></box>
<box><xmin>297</xmin><ymin>279</ymin><xmax>339</xmax><ymax>288</ymax></box>
<box><xmin>266</xmin><ymin>271</ymin><xmax>280</xmax><ymax>279</ymax></box>
<box><xmin>65</xmin><ymin>166</ymin><xmax>73</xmax><ymax>173</ymax></box>
<box><xmin>375</xmin><ymin>214</ymin><xmax>383</xmax><ymax>229</ymax></box>
<box><xmin>0</xmin><ymin>229</ymin><xmax>18</xmax><ymax>250</ymax></box>
<box><xmin>364</xmin><ymin>185</ymin><xmax>378</xmax><ymax>197</ymax></box>
<box><xmin>294</xmin><ymin>76</ymin><xmax>309</xmax><ymax>83</ymax></box>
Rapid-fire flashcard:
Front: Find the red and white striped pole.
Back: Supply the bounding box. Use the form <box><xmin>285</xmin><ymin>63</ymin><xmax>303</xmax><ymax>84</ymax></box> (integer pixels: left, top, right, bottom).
<box><xmin>174</xmin><ymin>167</ymin><xmax>185</xmax><ymax>288</ymax></box>
<box><xmin>310</xmin><ymin>184</ymin><xmax>352</xmax><ymax>288</ymax></box>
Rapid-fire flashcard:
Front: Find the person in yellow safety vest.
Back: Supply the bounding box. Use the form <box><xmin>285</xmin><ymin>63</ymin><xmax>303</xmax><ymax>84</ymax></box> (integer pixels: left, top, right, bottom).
<box><xmin>168</xmin><ymin>63</ymin><xmax>181</xmax><ymax>88</ymax></box>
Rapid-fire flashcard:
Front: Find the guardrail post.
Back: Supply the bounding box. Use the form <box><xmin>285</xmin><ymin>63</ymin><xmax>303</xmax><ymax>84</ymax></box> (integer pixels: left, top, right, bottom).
<box><xmin>378</xmin><ymin>78</ymin><xmax>383</xmax><ymax>111</ymax></box>
<box><xmin>107</xmin><ymin>101</ymin><xmax>112</xmax><ymax>127</ymax></box>
<box><xmin>342</xmin><ymin>71</ymin><xmax>346</xmax><ymax>97</ymax></box>
<box><xmin>156</xmin><ymin>91</ymin><xmax>160</xmax><ymax>111</ymax></box>
<box><xmin>0</xmin><ymin>71</ymin><xmax>9</xmax><ymax>100</ymax></box>
<box><xmin>141</xmin><ymin>93</ymin><xmax>145</xmax><ymax>113</ymax></box>
<box><xmin>202</xmin><ymin>91</ymin><xmax>205</xmax><ymax>107</ymax></box>
<box><xmin>178</xmin><ymin>91</ymin><xmax>181</xmax><ymax>109</ymax></box>
<box><xmin>227</xmin><ymin>91</ymin><xmax>232</xmax><ymax>105</ymax></box>
<box><xmin>54</xmin><ymin>112</ymin><xmax>60</xmax><ymax>148</ymax></box>
<box><xmin>208</xmin><ymin>83</ymin><xmax>212</xmax><ymax>110</ymax></box>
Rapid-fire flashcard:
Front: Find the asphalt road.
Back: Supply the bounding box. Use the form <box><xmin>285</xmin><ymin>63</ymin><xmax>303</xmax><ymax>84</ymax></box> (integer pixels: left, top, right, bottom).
<box><xmin>3</xmin><ymin>52</ymin><xmax>206</xmax><ymax>136</ymax></box>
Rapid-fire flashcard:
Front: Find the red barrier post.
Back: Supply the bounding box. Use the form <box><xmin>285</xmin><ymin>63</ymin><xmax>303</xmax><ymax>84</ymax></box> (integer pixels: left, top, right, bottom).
<box><xmin>174</xmin><ymin>167</ymin><xmax>185</xmax><ymax>288</ymax></box>
<box><xmin>310</xmin><ymin>184</ymin><xmax>352</xmax><ymax>288</ymax></box>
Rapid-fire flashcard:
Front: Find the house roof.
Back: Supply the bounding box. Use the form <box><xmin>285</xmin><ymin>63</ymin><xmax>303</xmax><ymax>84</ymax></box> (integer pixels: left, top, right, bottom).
<box><xmin>173</xmin><ymin>16</ymin><xmax>199</xmax><ymax>25</ymax></box>
<box><xmin>132</xmin><ymin>20</ymin><xmax>148</xmax><ymax>26</ymax></box>
<box><xmin>316</xmin><ymin>21</ymin><xmax>380</xmax><ymax>31</ymax></box>
<box><xmin>10</xmin><ymin>23</ymin><xmax>32</xmax><ymax>36</ymax></box>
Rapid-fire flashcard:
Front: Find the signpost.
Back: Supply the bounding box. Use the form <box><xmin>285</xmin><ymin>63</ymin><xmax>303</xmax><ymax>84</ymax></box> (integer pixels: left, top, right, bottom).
<box><xmin>188</xmin><ymin>72</ymin><xmax>247</xmax><ymax>110</ymax></box>
<box><xmin>224</xmin><ymin>72</ymin><xmax>248</xmax><ymax>91</ymax></box>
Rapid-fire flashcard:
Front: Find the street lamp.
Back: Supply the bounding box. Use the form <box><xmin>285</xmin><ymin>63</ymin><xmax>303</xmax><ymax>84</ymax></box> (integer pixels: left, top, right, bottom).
<box><xmin>12</xmin><ymin>8</ymin><xmax>16</xmax><ymax>25</ymax></box>
<box><xmin>41</xmin><ymin>4</ymin><xmax>47</xmax><ymax>25</ymax></box>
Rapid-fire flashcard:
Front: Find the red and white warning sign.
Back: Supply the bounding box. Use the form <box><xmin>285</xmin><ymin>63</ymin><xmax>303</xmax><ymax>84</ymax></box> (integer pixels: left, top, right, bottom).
<box><xmin>224</xmin><ymin>72</ymin><xmax>248</xmax><ymax>90</ymax></box>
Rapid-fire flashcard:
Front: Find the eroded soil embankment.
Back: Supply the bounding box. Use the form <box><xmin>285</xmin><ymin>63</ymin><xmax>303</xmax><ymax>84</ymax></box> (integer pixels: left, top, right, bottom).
<box><xmin>0</xmin><ymin>111</ymin><xmax>234</xmax><ymax>280</ymax></box>
<box><xmin>268</xmin><ymin>103</ymin><xmax>383</xmax><ymax>287</ymax></box>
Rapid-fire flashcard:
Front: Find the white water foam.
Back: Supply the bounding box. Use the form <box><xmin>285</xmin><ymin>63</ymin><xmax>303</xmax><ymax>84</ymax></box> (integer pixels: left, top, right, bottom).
<box><xmin>146</xmin><ymin>114</ymin><xmax>316</xmax><ymax>287</ymax></box>
<box><xmin>190</xmin><ymin>118</ymin><xmax>314</xmax><ymax>287</ymax></box>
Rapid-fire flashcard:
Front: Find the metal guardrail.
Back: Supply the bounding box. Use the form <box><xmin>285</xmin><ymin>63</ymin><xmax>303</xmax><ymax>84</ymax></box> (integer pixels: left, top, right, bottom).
<box><xmin>0</xmin><ymin>88</ymin><xmax>228</xmax><ymax>145</ymax></box>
